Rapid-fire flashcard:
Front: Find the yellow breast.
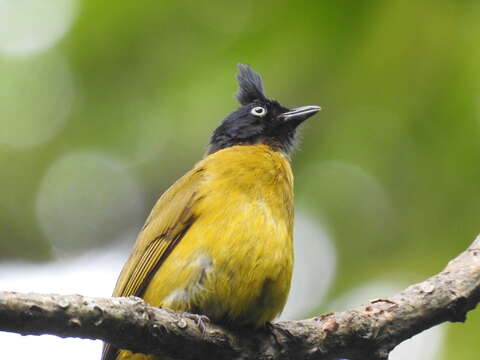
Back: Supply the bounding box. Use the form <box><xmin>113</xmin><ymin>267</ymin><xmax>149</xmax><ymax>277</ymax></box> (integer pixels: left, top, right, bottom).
<box><xmin>142</xmin><ymin>145</ymin><xmax>294</xmax><ymax>326</ymax></box>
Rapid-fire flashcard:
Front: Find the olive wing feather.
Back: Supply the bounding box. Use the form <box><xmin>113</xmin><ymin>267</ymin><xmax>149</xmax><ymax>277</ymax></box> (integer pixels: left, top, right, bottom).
<box><xmin>101</xmin><ymin>167</ymin><xmax>206</xmax><ymax>360</ymax></box>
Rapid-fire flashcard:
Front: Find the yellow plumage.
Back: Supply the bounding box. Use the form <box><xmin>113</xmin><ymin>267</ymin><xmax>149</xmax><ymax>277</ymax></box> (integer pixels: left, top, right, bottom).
<box><xmin>101</xmin><ymin>63</ymin><xmax>321</xmax><ymax>360</ymax></box>
<box><xmin>110</xmin><ymin>144</ymin><xmax>294</xmax><ymax>360</ymax></box>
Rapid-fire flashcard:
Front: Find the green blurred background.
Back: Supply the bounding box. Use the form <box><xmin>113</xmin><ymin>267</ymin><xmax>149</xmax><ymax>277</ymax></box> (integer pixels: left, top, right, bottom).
<box><xmin>1</xmin><ymin>0</ymin><xmax>480</xmax><ymax>358</ymax></box>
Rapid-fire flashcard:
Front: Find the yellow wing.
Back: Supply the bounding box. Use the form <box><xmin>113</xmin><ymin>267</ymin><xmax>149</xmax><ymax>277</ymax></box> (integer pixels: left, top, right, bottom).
<box><xmin>101</xmin><ymin>166</ymin><xmax>206</xmax><ymax>360</ymax></box>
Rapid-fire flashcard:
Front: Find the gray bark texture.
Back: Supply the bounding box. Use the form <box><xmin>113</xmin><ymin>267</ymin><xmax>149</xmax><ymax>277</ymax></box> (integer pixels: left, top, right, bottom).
<box><xmin>1</xmin><ymin>235</ymin><xmax>480</xmax><ymax>360</ymax></box>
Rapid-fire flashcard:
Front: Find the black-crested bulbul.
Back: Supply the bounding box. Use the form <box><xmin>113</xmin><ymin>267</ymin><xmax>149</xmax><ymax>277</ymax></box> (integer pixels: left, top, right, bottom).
<box><xmin>102</xmin><ymin>64</ymin><xmax>320</xmax><ymax>360</ymax></box>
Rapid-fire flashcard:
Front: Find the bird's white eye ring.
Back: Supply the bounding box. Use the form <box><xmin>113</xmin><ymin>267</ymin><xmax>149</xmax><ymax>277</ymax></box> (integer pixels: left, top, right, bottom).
<box><xmin>251</xmin><ymin>106</ymin><xmax>267</xmax><ymax>117</ymax></box>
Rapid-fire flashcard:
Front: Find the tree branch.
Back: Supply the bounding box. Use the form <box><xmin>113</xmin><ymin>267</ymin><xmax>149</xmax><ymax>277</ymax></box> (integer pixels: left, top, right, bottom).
<box><xmin>1</xmin><ymin>235</ymin><xmax>480</xmax><ymax>360</ymax></box>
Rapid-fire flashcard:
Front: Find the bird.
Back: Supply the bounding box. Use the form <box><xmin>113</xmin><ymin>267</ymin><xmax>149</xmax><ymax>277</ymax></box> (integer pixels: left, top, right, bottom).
<box><xmin>101</xmin><ymin>64</ymin><xmax>321</xmax><ymax>360</ymax></box>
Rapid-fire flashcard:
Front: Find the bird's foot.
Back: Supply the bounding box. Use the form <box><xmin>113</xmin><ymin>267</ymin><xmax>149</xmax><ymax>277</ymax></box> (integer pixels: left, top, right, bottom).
<box><xmin>265</xmin><ymin>322</ymin><xmax>295</xmax><ymax>347</ymax></box>
<box><xmin>181</xmin><ymin>312</ymin><xmax>210</xmax><ymax>334</ymax></box>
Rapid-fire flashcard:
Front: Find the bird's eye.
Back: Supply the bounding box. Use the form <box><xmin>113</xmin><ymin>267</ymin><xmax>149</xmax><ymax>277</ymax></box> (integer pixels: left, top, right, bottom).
<box><xmin>251</xmin><ymin>106</ymin><xmax>267</xmax><ymax>117</ymax></box>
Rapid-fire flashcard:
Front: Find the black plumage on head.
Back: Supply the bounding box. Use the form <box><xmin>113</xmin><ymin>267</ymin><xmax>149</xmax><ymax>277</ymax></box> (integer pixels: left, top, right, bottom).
<box><xmin>235</xmin><ymin>64</ymin><xmax>268</xmax><ymax>105</ymax></box>
<box><xmin>208</xmin><ymin>64</ymin><xmax>320</xmax><ymax>155</ymax></box>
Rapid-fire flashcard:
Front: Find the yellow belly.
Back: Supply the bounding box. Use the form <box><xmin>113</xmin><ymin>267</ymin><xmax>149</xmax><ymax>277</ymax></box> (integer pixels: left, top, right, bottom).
<box><xmin>118</xmin><ymin>145</ymin><xmax>294</xmax><ymax>360</ymax></box>
<box><xmin>144</xmin><ymin>198</ymin><xmax>293</xmax><ymax>326</ymax></box>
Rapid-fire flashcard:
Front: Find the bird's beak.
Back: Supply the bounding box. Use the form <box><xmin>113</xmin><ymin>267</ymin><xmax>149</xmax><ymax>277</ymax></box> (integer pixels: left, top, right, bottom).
<box><xmin>279</xmin><ymin>105</ymin><xmax>321</xmax><ymax>123</ymax></box>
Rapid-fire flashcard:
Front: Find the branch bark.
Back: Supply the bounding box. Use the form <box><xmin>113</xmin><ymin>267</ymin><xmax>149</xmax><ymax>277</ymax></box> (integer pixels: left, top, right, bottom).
<box><xmin>1</xmin><ymin>235</ymin><xmax>480</xmax><ymax>360</ymax></box>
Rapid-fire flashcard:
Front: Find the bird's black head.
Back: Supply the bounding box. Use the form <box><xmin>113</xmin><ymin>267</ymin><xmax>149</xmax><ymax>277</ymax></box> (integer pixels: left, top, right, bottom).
<box><xmin>208</xmin><ymin>64</ymin><xmax>320</xmax><ymax>155</ymax></box>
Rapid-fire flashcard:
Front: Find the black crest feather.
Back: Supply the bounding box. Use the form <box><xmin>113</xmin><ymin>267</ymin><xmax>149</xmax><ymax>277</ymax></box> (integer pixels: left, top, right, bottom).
<box><xmin>235</xmin><ymin>64</ymin><xmax>267</xmax><ymax>105</ymax></box>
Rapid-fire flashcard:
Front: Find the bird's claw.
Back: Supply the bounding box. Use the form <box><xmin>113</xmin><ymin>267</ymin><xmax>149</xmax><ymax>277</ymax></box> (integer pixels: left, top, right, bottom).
<box><xmin>266</xmin><ymin>322</ymin><xmax>295</xmax><ymax>346</ymax></box>
<box><xmin>181</xmin><ymin>313</ymin><xmax>210</xmax><ymax>334</ymax></box>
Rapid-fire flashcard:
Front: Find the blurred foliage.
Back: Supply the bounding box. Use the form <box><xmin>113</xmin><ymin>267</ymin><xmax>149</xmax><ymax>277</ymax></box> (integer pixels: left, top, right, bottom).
<box><xmin>1</xmin><ymin>0</ymin><xmax>480</xmax><ymax>358</ymax></box>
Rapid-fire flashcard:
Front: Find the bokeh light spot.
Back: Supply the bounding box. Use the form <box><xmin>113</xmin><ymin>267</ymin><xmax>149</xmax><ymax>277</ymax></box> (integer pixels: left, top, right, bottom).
<box><xmin>0</xmin><ymin>0</ymin><xmax>78</xmax><ymax>56</ymax></box>
<box><xmin>298</xmin><ymin>160</ymin><xmax>395</xmax><ymax>236</ymax></box>
<box><xmin>0</xmin><ymin>53</ymin><xmax>74</xmax><ymax>149</ymax></box>
<box><xmin>36</xmin><ymin>151</ymin><xmax>145</xmax><ymax>254</ymax></box>
<box><xmin>281</xmin><ymin>212</ymin><xmax>336</xmax><ymax>320</ymax></box>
